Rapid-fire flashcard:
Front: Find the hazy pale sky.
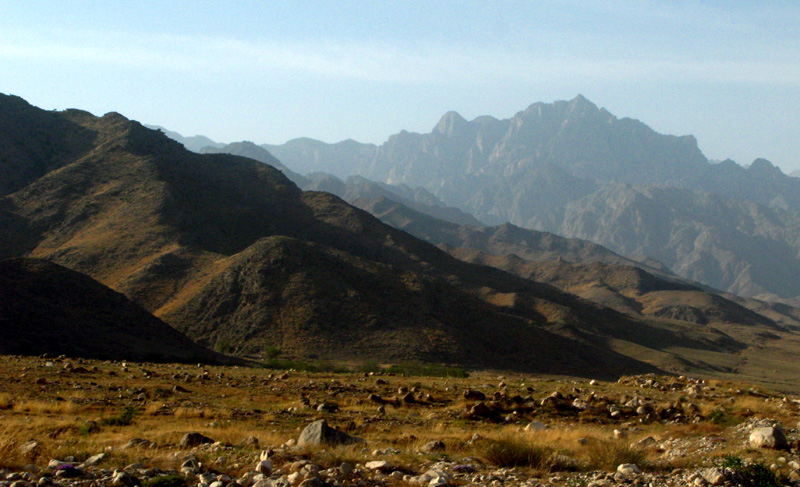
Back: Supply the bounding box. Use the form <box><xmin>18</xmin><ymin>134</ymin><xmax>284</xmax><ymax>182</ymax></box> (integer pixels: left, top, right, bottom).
<box><xmin>2</xmin><ymin>1</ymin><xmax>799</xmax><ymax>172</ymax></box>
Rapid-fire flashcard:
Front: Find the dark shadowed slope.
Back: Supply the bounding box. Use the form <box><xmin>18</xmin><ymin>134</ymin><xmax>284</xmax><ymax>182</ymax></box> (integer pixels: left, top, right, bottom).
<box><xmin>0</xmin><ymin>258</ymin><xmax>227</xmax><ymax>362</ymax></box>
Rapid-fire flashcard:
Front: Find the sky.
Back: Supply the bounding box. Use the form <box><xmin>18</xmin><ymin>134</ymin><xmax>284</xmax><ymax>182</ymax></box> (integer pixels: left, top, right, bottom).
<box><xmin>2</xmin><ymin>1</ymin><xmax>799</xmax><ymax>172</ymax></box>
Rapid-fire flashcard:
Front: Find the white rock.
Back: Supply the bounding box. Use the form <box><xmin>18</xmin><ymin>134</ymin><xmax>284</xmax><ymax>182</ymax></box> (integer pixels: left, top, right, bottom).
<box><xmin>749</xmin><ymin>426</ymin><xmax>789</xmax><ymax>450</ymax></box>
<box><xmin>525</xmin><ymin>421</ymin><xmax>546</xmax><ymax>431</ymax></box>
<box><xmin>424</xmin><ymin>468</ymin><xmax>451</xmax><ymax>482</ymax></box>
<box><xmin>429</xmin><ymin>476</ymin><xmax>449</xmax><ymax>487</ymax></box>
<box><xmin>82</xmin><ymin>453</ymin><xmax>106</xmax><ymax>467</ymax></box>
<box><xmin>286</xmin><ymin>472</ymin><xmax>302</xmax><ymax>486</ymax></box>
<box><xmin>701</xmin><ymin>468</ymin><xmax>725</xmax><ymax>486</ymax></box>
<box><xmin>365</xmin><ymin>460</ymin><xmax>390</xmax><ymax>470</ymax></box>
<box><xmin>617</xmin><ymin>463</ymin><xmax>640</xmax><ymax>476</ymax></box>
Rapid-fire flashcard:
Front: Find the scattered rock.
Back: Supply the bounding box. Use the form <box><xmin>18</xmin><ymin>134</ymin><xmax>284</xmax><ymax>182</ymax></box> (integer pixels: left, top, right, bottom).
<box><xmin>463</xmin><ymin>390</ymin><xmax>486</xmax><ymax>401</ymax></box>
<box><xmin>525</xmin><ymin>421</ymin><xmax>546</xmax><ymax>431</ymax></box>
<box><xmin>179</xmin><ymin>432</ymin><xmax>215</xmax><ymax>448</ymax></box>
<box><xmin>81</xmin><ymin>453</ymin><xmax>106</xmax><ymax>468</ymax></box>
<box><xmin>122</xmin><ymin>438</ymin><xmax>150</xmax><ymax>449</ymax></box>
<box><xmin>239</xmin><ymin>436</ymin><xmax>260</xmax><ymax>448</ymax></box>
<box><xmin>420</xmin><ymin>440</ymin><xmax>446</xmax><ymax>453</ymax></box>
<box><xmin>617</xmin><ymin>463</ymin><xmax>641</xmax><ymax>476</ymax></box>
<box><xmin>256</xmin><ymin>459</ymin><xmax>272</xmax><ymax>475</ymax></box>
<box><xmin>297</xmin><ymin>420</ymin><xmax>364</xmax><ymax>448</ymax></box>
<box><xmin>365</xmin><ymin>460</ymin><xmax>391</xmax><ymax>472</ymax></box>
<box><xmin>19</xmin><ymin>440</ymin><xmax>41</xmax><ymax>456</ymax></box>
<box><xmin>749</xmin><ymin>426</ymin><xmax>789</xmax><ymax>450</ymax></box>
<box><xmin>631</xmin><ymin>436</ymin><xmax>656</xmax><ymax>449</ymax></box>
<box><xmin>701</xmin><ymin>468</ymin><xmax>726</xmax><ymax>486</ymax></box>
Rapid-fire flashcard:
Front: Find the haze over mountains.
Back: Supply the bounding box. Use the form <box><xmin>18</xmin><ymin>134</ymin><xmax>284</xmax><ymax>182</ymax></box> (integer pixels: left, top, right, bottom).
<box><xmin>7</xmin><ymin>93</ymin><xmax>800</xmax><ymax>387</ymax></box>
<box><xmin>195</xmin><ymin>96</ymin><xmax>800</xmax><ymax>303</ymax></box>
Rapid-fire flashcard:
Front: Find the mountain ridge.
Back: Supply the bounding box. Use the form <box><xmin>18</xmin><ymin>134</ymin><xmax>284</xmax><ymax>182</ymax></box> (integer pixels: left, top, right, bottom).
<box><xmin>256</xmin><ymin>96</ymin><xmax>800</xmax><ymax>300</ymax></box>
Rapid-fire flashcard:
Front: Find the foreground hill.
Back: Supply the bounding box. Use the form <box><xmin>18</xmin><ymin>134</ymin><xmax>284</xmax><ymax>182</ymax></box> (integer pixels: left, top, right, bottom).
<box><xmin>0</xmin><ymin>258</ymin><xmax>225</xmax><ymax>362</ymax></box>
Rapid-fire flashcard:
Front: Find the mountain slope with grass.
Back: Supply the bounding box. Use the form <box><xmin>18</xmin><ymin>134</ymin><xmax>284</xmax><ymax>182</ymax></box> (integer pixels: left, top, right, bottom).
<box><xmin>0</xmin><ymin>93</ymin><xmax>770</xmax><ymax>378</ymax></box>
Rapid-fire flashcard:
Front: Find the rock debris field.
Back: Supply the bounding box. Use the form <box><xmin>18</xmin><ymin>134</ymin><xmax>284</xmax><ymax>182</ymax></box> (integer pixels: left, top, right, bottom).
<box><xmin>2</xmin><ymin>355</ymin><xmax>800</xmax><ymax>487</ymax></box>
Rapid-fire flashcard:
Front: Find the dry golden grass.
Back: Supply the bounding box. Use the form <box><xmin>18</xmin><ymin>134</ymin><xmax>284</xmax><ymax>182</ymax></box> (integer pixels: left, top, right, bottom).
<box><xmin>1</xmin><ymin>354</ymin><xmax>799</xmax><ymax>477</ymax></box>
<box><xmin>12</xmin><ymin>400</ymin><xmax>82</xmax><ymax>415</ymax></box>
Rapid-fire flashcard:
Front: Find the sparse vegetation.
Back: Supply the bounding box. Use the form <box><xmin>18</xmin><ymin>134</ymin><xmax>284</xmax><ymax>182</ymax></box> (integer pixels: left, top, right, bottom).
<box><xmin>100</xmin><ymin>405</ymin><xmax>137</xmax><ymax>426</ymax></box>
<box><xmin>482</xmin><ymin>434</ymin><xmax>555</xmax><ymax>470</ymax></box>
<box><xmin>142</xmin><ymin>475</ymin><xmax>188</xmax><ymax>487</ymax></box>
<box><xmin>581</xmin><ymin>439</ymin><xmax>648</xmax><ymax>471</ymax></box>
<box><xmin>719</xmin><ymin>455</ymin><xmax>785</xmax><ymax>487</ymax></box>
<box><xmin>0</xmin><ymin>354</ymin><xmax>799</xmax><ymax>486</ymax></box>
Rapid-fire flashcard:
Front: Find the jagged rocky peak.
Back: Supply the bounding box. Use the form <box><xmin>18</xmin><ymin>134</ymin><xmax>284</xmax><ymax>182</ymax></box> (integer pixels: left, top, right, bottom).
<box><xmin>567</xmin><ymin>94</ymin><xmax>598</xmax><ymax>113</ymax></box>
<box><xmin>433</xmin><ymin>111</ymin><xmax>469</xmax><ymax>137</ymax></box>
<box><xmin>748</xmin><ymin>158</ymin><xmax>782</xmax><ymax>175</ymax></box>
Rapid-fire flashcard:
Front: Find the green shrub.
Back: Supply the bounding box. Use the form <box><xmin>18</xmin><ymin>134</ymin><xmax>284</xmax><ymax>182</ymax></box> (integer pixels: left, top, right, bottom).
<box><xmin>707</xmin><ymin>407</ymin><xmax>738</xmax><ymax>426</ymax></box>
<box><xmin>142</xmin><ymin>475</ymin><xmax>187</xmax><ymax>487</ymax></box>
<box><xmin>719</xmin><ymin>455</ymin><xmax>784</xmax><ymax>487</ymax></box>
<box><xmin>263</xmin><ymin>346</ymin><xmax>282</xmax><ymax>359</ymax></box>
<box><xmin>384</xmin><ymin>363</ymin><xmax>469</xmax><ymax>378</ymax></box>
<box><xmin>100</xmin><ymin>405</ymin><xmax>136</xmax><ymax>426</ymax></box>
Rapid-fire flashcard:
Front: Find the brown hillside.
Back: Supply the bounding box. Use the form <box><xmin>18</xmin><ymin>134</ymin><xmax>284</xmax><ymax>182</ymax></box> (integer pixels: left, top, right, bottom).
<box><xmin>0</xmin><ymin>94</ymin><xmax>769</xmax><ymax>379</ymax></box>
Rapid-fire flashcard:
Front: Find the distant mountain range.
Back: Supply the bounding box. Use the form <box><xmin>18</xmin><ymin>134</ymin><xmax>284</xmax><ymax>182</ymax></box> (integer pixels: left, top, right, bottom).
<box><xmin>232</xmin><ymin>96</ymin><xmax>800</xmax><ymax>302</ymax></box>
<box><xmin>6</xmin><ymin>93</ymin><xmax>798</xmax><ymax>384</ymax></box>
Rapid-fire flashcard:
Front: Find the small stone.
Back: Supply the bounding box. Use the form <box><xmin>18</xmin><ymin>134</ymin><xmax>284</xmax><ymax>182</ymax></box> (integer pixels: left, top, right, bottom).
<box><xmin>122</xmin><ymin>438</ymin><xmax>150</xmax><ymax>449</ymax></box>
<box><xmin>180</xmin><ymin>432</ymin><xmax>215</xmax><ymax>448</ymax></box>
<box><xmin>525</xmin><ymin>421</ymin><xmax>546</xmax><ymax>431</ymax></box>
<box><xmin>365</xmin><ymin>460</ymin><xmax>390</xmax><ymax>471</ymax></box>
<box><xmin>297</xmin><ymin>420</ymin><xmax>364</xmax><ymax>447</ymax></box>
<box><xmin>20</xmin><ymin>440</ymin><xmax>41</xmax><ymax>456</ymax></box>
<box><xmin>701</xmin><ymin>468</ymin><xmax>725</xmax><ymax>486</ymax></box>
<box><xmin>631</xmin><ymin>436</ymin><xmax>656</xmax><ymax>449</ymax></box>
<box><xmin>256</xmin><ymin>460</ymin><xmax>273</xmax><ymax>475</ymax></box>
<box><xmin>617</xmin><ymin>463</ymin><xmax>640</xmax><ymax>476</ymax></box>
<box><xmin>299</xmin><ymin>479</ymin><xmax>322</xmax><ymax>487</ymax></box>
<box><xmin>420</xmin><ymin>440</ymin><xmax>446</xmax><ymax>453</ymax></box>
<box><xmin>110</xmin><ymin>470</ymin><xmax>134</xmax><ymax>487</ymax></box>
<box><xmin>287</xmin><ymin>472</ymin><xmax>303</xmax><ymax>486</ymax></box>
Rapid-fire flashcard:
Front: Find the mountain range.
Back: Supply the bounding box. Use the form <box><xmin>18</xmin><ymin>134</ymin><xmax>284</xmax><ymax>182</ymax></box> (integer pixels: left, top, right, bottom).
<box><xmin>5</xmin><ymin>94</ymin><xmax>800</xmax><ymax>385</ymax></box>
<box><xmin>239</xmin><ymin>96</ymin><xmax>800</xmax><ymax>302</ymax></box>
<box><xmin>6</xmin><ymin>94</ymin><xmax>800</xmax><ymax>388</ymax></box>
